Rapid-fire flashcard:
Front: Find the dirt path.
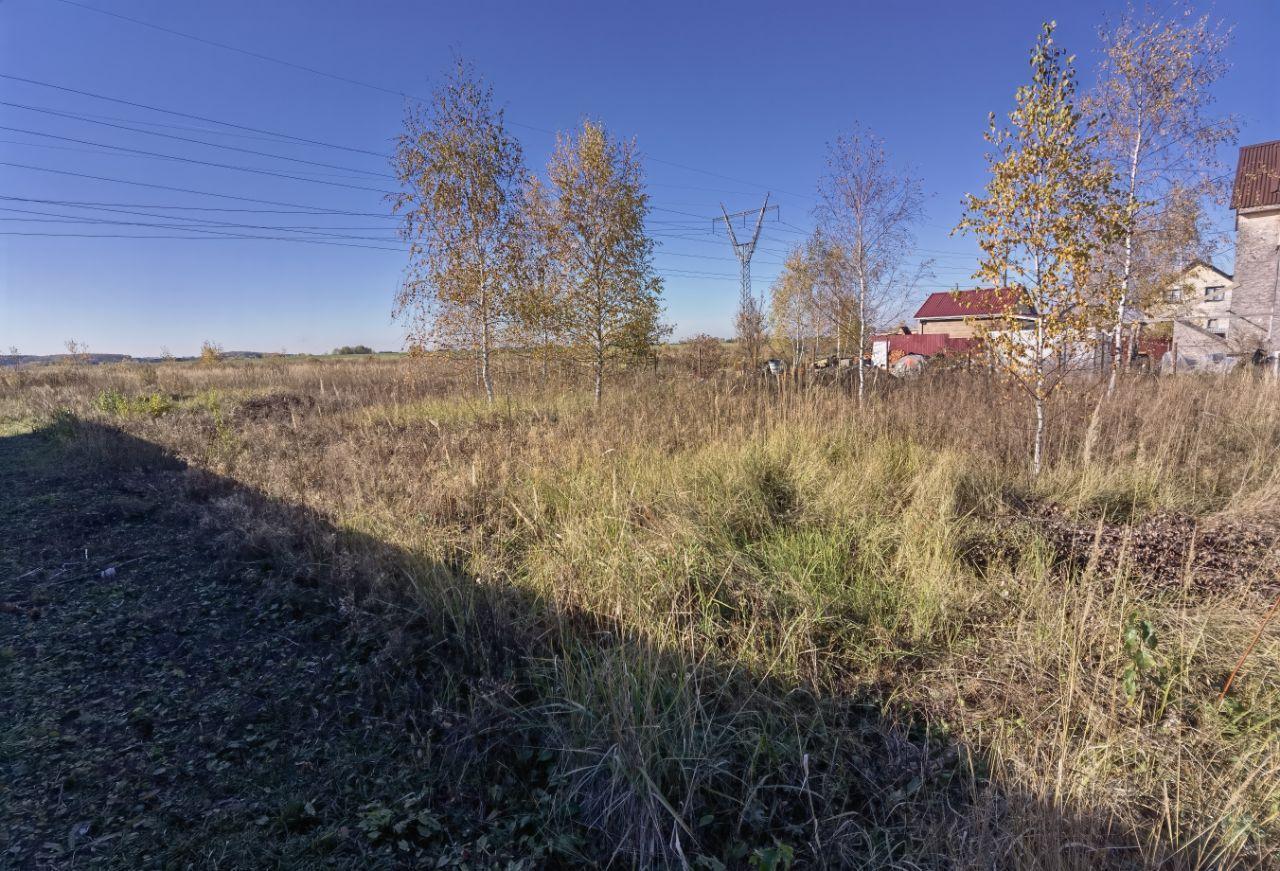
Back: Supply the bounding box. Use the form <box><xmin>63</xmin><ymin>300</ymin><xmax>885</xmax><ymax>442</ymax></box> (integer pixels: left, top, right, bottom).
<box><xmin>0</xmin><ymin>429</ymin><xmax>431</xmax><ymax>869</ymax></box>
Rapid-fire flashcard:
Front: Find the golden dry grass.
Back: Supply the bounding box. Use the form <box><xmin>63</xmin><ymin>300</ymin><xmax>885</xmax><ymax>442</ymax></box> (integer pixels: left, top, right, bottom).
<box><xmin>3</xmin><ymin>356</ymin><xmax>1278</xmax><ymax>867</ymax></box>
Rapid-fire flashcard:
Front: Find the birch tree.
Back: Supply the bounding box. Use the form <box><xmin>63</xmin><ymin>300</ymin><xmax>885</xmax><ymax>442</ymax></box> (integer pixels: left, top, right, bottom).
<box><xmin>392</xmin><ymin>59</ymin><xmax>525</xmax><ymax>404</ymax></box>
<box><xmin>818</xmin><ymin>125</ymin><xmax>926</xmax><ymax>405</ymax></box>
<box><xmin>770</xmin><ymin>245</ymin><xmax>817</xmax><ymax>368</ymax></box>
<box><xmin>545</xmin><ymin>120</ymin><xmax>663</xmax><ymax>404</ymax></box>
<box><xmin>808</xmin><ymin>234</ymin><xmax>858</xmax><ymax>361</ymax></box>
<box><xmin>510</xmin><ymin>176</ymin><xmax>567</xmax><ymax>380</ymax></box>
<box><xmin>957</xmin><ymin>22</ymin><xmax>1122</xmax><ymax>475</ymax></box>
<box><xmin>618</xmin><ymin>292</ymin><xmax>671</xmax><ymax>370</ymax></box>
<box><xmin>1088</xmin><ymin>5</ymin><xmax>1235</xmax><ymax>392</ymax></box>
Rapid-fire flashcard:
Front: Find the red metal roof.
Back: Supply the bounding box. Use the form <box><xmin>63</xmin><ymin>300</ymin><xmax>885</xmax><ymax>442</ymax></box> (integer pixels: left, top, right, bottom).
<box><xmin>914</xmin><ymin>287</ymin><xmax>1032</xmax><ymax>320</ymax></box>
<box><xmin>1137</xmin><ymin>337</ymin><xmax>1170</xmax><ymax>360</ymax></box>
<box><xmin>1231</xmin><ymin>140</ymin><xmax>1280</xmax><ymax>211</ymax></box>
<box><xmin>871</xmin><ymin>333</ymin><xmax>975</xmax><ymax>356</ymax></box>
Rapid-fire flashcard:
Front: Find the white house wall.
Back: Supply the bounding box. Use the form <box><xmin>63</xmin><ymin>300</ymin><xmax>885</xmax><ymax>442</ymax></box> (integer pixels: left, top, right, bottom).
<box><xmin>1230</xmin><ymin>208</ymin><xmax>1280</xmax><ymax>353</ymax></box>
<box><xmin>1154</xmin><ymin>262</ymin><xmax>1235</xmax><ymax>338</ymax></box>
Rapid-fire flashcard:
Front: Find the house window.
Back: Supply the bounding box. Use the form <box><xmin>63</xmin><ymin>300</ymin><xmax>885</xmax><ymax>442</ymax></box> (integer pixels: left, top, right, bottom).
<box><xmin>1206</xmin><ymin>318</ymin><xmax>1227</xmax><ymax>337</ymax></box>
<box><xmin>1165</xmin><ymin>288</ymin><xmax>1182</xmax><ymax>303</ymax></box>
<box><xmin>1205</xmin><ymin>285</ymin><xmax>1226</xmax><ymax>302</ymax></box>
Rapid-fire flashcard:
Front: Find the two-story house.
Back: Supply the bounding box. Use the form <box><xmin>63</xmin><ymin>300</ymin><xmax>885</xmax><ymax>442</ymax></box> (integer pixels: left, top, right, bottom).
<box><xmin>1170</xmin><ymin>141</ymin><xmax>1280</xmax><ymax>370</ymax></box>
<box><xmin>1157</xmin><ymin>261</ymin><xmax>1235</xmax><ymax>370</ymax></box>
<box><xmin>1160</xmin><ymin>260</ymin><xmax>1234</xmax><ymax>338</ymax></box>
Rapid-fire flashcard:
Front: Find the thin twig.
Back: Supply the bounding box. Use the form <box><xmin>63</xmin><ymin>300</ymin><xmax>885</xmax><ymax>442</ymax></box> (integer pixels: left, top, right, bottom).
<box><xmin>1218</xmin><ymin>587</ymin><xmax>1280</xmax><ymax>702</ymax></box>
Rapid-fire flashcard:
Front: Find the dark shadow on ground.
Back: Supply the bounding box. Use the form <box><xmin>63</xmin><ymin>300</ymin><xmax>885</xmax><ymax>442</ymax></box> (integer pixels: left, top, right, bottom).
<box><xmin>0</xmin><ymin>419</ymin><xmax>1219</xmax><ymax>868</ymax></box>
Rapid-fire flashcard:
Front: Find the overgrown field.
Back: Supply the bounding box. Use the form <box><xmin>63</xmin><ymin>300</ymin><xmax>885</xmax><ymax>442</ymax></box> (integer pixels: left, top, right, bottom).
<box><xmin>3</xmin><ymin>357</ymin><xmax>1279</xmax><ymax>868</ymax></box>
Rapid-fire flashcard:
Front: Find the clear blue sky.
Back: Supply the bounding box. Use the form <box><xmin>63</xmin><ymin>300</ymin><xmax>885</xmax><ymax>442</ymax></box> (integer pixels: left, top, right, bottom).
<box><xmin>1</xmin><ymin>0</ymin><xmax>1275</xmax><ymax>356</ymax></box>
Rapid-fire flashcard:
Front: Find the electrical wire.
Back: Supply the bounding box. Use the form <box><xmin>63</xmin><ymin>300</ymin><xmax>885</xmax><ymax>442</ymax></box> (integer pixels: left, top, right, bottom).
<box><xmin>43</xmin><ymin>1</ymin><xmax>819</xmax><ymax>201</ymax></box>
<box><xmin>0</xmin><ymin>195</ymin><xmax>399</xmax><ymax>220</ymax></box>
<box><xmin>0</xmin><ymin>229</ymin><xmax>401</xmax><ymax>251</ymax></box>
<box><xmin>0</xmin><ymin>204</ymin><xmax>402</xmax><ymax>242</ymax></box>
<box><xmin>0</xmin><ymin>71</ymin><xmax>387</xmax><ymax>158</ymax></box>
<box><xmin>0</xmin><ymin>100</ymin><xmax>393</xmax><ymax>178</ymax></box>
<box><xmin>0</xmin><ymin>161</ymin><xmax>390</xmax><ymax>213</ymax></box>
<box><xmin>0</xmin><ymin>125</ymin><xmax>395</xmax><ymax>193</ymax></box>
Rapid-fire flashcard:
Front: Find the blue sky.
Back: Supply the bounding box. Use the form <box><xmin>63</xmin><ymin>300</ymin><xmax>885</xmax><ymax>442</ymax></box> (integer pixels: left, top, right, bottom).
<box><xmin>1</xmin><ymin>0</ymin><xmax>1275</xmax><ymax>356</ymax></box>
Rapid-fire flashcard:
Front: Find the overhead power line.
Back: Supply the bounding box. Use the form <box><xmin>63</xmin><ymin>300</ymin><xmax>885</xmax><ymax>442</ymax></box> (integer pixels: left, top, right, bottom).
<box><xmin>0</xmin><ymin>100</ymin><xmax>393</xmax><ymax>178</ymax></box>
<box><xmin>0</xmin><ymin>210</ymin><xmax>787</xmax><ymax>280</ymax></box>
<box><xmin>62</xmin><ymin>108</ymin><xmax>339</xmax><ymax>145</ymax></box>
<box><xmin>0</xmin><ymin>161</ymin><xmax>394</xmax><ymax>213</ymax></box>
<box><xmin>0</xmin><ymin>196</ymin><xmax>791</xmax><ymax>262</ymax></box>
<box><xmin>0</xmin><ymin>125</ymin><xmax>396</xmax><ymax>193</ymax></box>
<box><xmin>50</xmin><ymin>0</ymin><xmax>414</xmax><ymax>98</ymax></box>
<box><xmin>0</xmin><ymin>204</ymin><xmax>402</xmax><ymax>243</ymax></box>
<box><xmin>650</xmin><ymin>206</ymin><xmax>714</xmax><ymax>220</ymax></box>
<box><xmin>649</xmin><ymin>230</ymin><xmax>792</xmax><ymax>259</ymax></box>
<box><xmin>0</xmin><ymin>15</ymin><xmax>842</xmax><ymax>274</ymax></box>
<box><xmin>3</xmin><ymin>225</ymin><xmax>760</xmax><ymax>281</ymax></box>
<box><xmin>0</xmin><ymin>136</ymin><xmax>375</xmax><ymax>180</ymax></box>
<box><xmin>0</xmin><ymin>195</ymin><xmax>400</xmax><ymax>220</ymax></box>
<box><xmin>0</xmin><ymin>214</ymin><xmax>399</xmax><ymax>233</ymax></box>
<box><xmin>0</xmin><ymin>229</ymin><xmax>401</xmax><ymax>251</ymax></box>
<box><xmin>0</xmin><ymin>72</ymin><xmax>387</xmax><ymax>157</ymax></box>
<box><xmin>0</xmin><ymin>203</ymin><xmax>403</xmax><ymax>245</ymax></box>
<box><xmin>657</xmin><ymin>248</ymin><xmax>785</xmax><ymax>268</ymax></box>
<box><xmin>0</xmin><ymin>198</ymin><xmax>798</xmax><ymax>267</ymax></box>
<box><xmin>0</xmin><ymin>73</ymin><xmax>806</xmax><ymax>208</ymax></box>
<box><xmin>44</xmin><ymin>0</ymin><xmax>817</xmax><ymax>201</ymax></box>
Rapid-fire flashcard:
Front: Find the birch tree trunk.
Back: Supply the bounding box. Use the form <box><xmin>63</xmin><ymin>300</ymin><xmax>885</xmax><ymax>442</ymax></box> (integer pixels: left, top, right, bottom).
<box><xmin>593</xmin><ymin>341</ymin><xmax>603</xmax><ymax>405</ymax></box>
<box><xmin>857</xmin><ymin>271</ymin><xmax>867</xmax><ymax>407</ymax></box>
<box><xmin>1107</xmin><ymin>119</ymin><xmax>1143</xmax><ymax>396</ymax></box>
<box><xmin>593</xmin><ymin>290</ymin><xmax>604</xmax><ymax>405</ymax></box>
<box><xmin>480</xmin><ymin>283</ymin><xmax>495</xmax><ymax>404</ymax></box>
<box><xmin>1033</xmin><ymin>386</ymin><xmax>1045</xmax><ymax>477</ymax></box>
<box><xmin>480</xmin><ymin>332</ymin><xmax>493</xmax><ymax>404</ymax></box>
<box><xmin>1033</xmin><ymin>317</ymin><xmax>1046</xmax><ymax>476</ymax></box>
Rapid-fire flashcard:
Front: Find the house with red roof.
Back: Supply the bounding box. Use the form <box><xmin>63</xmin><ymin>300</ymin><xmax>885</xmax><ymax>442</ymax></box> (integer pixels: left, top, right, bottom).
<box><xmin>870</xmin><ymin>287</ymin><xmax>1035</xmax><ymax>370</ymax></box>
<box><xmin>913</xmin><ymin>287</ymin><xmax>1037</xmax><ymax>338</ymax></box>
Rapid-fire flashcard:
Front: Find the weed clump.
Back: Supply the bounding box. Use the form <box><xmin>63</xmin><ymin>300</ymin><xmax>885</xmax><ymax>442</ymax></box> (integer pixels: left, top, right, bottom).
<box><xmin>94</xmin><ymin>388</ymin><xmax>173</xmax><ymax>418</ymax></box>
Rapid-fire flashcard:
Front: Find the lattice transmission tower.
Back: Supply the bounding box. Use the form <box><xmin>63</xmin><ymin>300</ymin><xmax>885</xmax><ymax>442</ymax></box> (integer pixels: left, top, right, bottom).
<box><xmin>713</xmin><ymin>194</ymin><xmax>779</xmax><ymax>307</ymax></box>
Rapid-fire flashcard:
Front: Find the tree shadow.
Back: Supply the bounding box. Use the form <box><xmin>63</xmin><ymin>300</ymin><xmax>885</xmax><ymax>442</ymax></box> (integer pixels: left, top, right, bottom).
<box><xmin>0</xmin><ymin>419</ymin><xmax>1241</xmax><ymax>869</ymax></box>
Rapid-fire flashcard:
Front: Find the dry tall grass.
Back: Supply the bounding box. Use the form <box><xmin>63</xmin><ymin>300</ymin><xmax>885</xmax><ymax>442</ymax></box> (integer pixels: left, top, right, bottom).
<box><xmin>3</xmin><ymin>357</ymin><xmax>1278</xmax><ymax>867</ymax></box>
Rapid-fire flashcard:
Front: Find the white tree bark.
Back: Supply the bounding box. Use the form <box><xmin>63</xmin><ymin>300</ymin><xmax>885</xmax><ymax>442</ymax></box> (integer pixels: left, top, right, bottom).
<box><xmin>857</xmin><ymin>269</ymin><xmax>867</xmax><ymax>407</ymax></box>
<box><xmin>1107</xmin><ymin>113</ymin><xmax>1143</xmax><ymax>396</ymax></box>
